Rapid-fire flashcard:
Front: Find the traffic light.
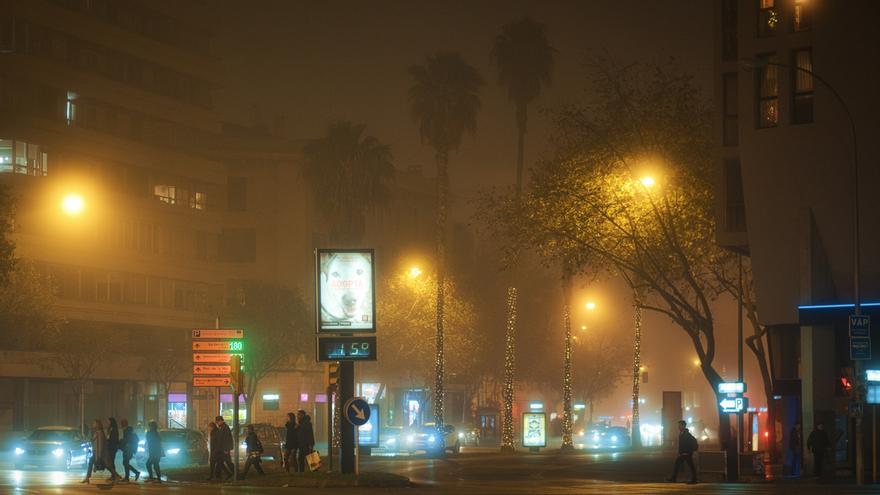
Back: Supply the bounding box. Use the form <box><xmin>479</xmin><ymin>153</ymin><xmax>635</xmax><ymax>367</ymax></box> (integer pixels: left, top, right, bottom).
<box><xmin>230</xmin><ymin>354</ymin><xmax>243</xmax><ymax>391</ymax></box>
<box><xmin>840</xmin><ymin>367</ymin><xmax>854</xmax><ymax>395</ymax></box>
<box><xmin>325</xmin><ymin>362</ymin><xmax>339</xmax><ymax>390</ymax></box>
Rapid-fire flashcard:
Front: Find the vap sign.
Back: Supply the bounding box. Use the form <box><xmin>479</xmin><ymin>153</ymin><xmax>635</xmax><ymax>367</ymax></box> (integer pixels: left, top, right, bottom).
<box><xmin>316</xmin><ymin>249</ymin><xmax>376</xmax><ymax>332</ymax></box>
<box><xmin>522</xmin><ymin>412</ymin><xmax>547</xmax><ymax>449</ymax></box>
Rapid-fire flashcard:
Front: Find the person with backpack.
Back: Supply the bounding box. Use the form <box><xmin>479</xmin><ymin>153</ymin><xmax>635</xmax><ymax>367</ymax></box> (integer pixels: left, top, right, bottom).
<box><xmin>241</xmin><ymin>424</ymin><xmax>266</xmax><ymax>478</ymax></box>
<box><xmin>119</xmin><ymin>419</ymin><xmax>141</xmax><ymax>482</ymax></box>
<box><xmin>667</xmin><ymin>420</ymin><xmax>698</xmax><ymax>484</ymax></box>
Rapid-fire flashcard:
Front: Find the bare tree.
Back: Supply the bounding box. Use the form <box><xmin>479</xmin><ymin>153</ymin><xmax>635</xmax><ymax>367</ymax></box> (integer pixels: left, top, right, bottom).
<box><xmin>572</xmin><ymin>332</ymin><xmax>630</xmax><ymax>425</ymax></box>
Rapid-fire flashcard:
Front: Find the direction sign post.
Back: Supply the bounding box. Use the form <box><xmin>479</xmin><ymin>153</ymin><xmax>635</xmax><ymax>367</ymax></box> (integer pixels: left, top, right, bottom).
<box><xmin>344</xmin><ymin>397</ymin><xmax>370</xmax><ymax>476</ymax></box>
<box><xmin>719</xmin><ymin>397</ymin><xmax>748</xmax><ymax>414</ymax></box>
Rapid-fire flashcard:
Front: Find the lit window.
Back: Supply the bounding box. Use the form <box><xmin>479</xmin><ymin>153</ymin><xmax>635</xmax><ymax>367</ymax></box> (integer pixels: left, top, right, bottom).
<box><xmin>793</xmin><ymin>0</ymin><xmax>811</xmax><ymax>32</ymax></box>
<box><xmin>756</xmin><ymin>55</ymin><xmax>779</xmax><ymax>128</ymax></box>
<box><xmin>190</xmin><ymin>191</ymin><xmax>207</xmax><ymax>210</ymax></box>
<box><xmin>0</xmin><ymin>139</ymin><xmax>11</xmax><ymax>172</ymax></box>
<box><xmin>758</xmin><ymin>0</ymin><xmax>778</xmax><ymax>38</ymax></box>
<box><xmin>154</xmin><ymin>184</ymin><xmax>176</xmax><ymax>204</ymax></box>
<box><xmin>792</xmin><ymin>48</ymin><xmax>813</xmax><ymax>124</ymax></box>
<box><xmin>66</xmin><ymin>91</ymin><xmax>78</xmax><ymax>126</ymax></box>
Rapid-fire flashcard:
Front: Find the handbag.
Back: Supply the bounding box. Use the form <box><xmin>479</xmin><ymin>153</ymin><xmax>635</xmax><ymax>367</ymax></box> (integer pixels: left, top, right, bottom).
<box><xmin>305</xmin><ymin>450</ymin><xmax>321</xmax><ymax>471</ymax></box>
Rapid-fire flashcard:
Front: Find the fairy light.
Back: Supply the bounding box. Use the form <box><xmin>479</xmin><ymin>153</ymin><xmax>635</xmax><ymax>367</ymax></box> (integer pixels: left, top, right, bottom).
<box><xmin>561</xmin><ymin>300</ymin><xmax>574</xmax><ymax>451</ymax></box>
<box><xmin>501</xmin><ymin>287</ymin><xmax>517</xmax><ymax>451</ymax></box>
<box><xmin>434</xmin><ymin>277</ymin><xmax>446</xmax><ymax>438</ymax></box>
<box><xmin>631</xmin><ymin>293</ymin><xmax>642</xmax><ymax>448</ymax></box>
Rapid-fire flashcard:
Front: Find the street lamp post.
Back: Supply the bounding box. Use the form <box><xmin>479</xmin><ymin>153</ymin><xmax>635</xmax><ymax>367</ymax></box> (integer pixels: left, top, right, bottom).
<box><xmin>742</xmin><ymin>58</ymin><xmax>862</xmax><ymax>483</ymax></box>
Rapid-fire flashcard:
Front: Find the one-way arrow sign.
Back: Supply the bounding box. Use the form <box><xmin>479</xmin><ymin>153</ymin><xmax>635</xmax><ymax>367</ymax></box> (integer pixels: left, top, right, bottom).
<box><xmin>719</xmin><ymin>397</ymin><xmax>748</xmax><ymax>414</ymax></box>
<box><xmin>344</xmin><ymin>397</ymin><xmax>371</xmax><ymax>426</ymax></box>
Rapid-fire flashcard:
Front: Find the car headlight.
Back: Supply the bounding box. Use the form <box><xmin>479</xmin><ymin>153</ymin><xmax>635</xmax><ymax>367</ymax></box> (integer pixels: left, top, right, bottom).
<box><xmin>458</xmin><ymin>432</ymin><xmax>464</xmax><ymax>439</ymax></box>
<box><xmin>166</xmin><ymin>448</ymin><xmax>181</xmax><ymax>455</ymax></box>
<box><xmin>52</xmin><ymin>448</ymin><xmax>65</xmax><ymax>457</ymax></box>
<box><xmin>137</xmin><ymin>447</ymin><xmax>145</xmax><ymax>453</ymax></box>
<box><xmin>406</xmin><ymin>435</ymin><xmax>415</xmax><ymax>444</ymax></box>
<box><xmin>611</xmin><ymin>435</ymin><xmax>618</xmax><ymax>443</ymax></box>
<box><xmin>428</xmin><ymin>435</ymin><xmax>436</xmax><ymax>443</ymax></box>
<box><xmin>14</xmin><ymin>447</ymin><xmax>24</xmax><ymax>456</ymax></box>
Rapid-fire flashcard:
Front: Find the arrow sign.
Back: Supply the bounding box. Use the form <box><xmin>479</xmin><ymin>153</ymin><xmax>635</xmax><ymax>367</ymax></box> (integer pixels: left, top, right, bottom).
<box><xmin>344</xmin><ymin>397</ymin><xmax>371</xmax><ymax>426</ymax></box>
<box><xmin>193</xmin><ymin>353</ymin><xmax>233</xmax><ymax>363</ymax></box>
<box><xmin>193</xmin><ymin>377</ymin><xmax>231</xmax><ymax>387</ymax></box>
<box><xmin>719</xmin><ymin>397</ymin><xmax>748</xmax><ymax>414</ymax></box>
<box><xmin>192</xmin><ymin>329</ymin><xmax>244</xmax><ymax>339</ymax></box>
<box><xmin>193</xmin><ymin>365</ymin><xmax>231</xmax><ymax>375</ymax></box>
<box><xmin>193</xmin><ymin>341</ymin><xmax>235</xmax><ymax>351</ymax></box>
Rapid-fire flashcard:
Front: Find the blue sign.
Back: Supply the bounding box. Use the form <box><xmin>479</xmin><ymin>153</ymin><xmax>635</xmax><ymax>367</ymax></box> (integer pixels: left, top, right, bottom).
<box><xmin>358</xmin><ymin>405</ymin><xmax>379</xmax><ymax>447</ymax></box>
<box><xmin>851</xmin><ymin>336</ymin><xmax>872</xmax><ymax>361</ymax></box>
<box><xmin>719</xmin><ymin>397</ymin><xmax>748</xmax><ymax>414</ymax></box>
<box><xmin>344</xmin><ymin>397</ymin><xmax>371</xmax><ymax>426</ymax></box>
<box><xmin>850</xmin><ymin>315</ymin><xmax>871</xmax><ymax>338</ymax></box>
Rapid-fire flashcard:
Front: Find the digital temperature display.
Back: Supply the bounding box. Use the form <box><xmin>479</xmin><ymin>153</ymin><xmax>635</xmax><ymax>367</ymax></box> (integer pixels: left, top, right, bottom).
<box><xmin>316</xmin><ymin>336</ymin><xmax>377</xmax><ymax>362</ymax></box>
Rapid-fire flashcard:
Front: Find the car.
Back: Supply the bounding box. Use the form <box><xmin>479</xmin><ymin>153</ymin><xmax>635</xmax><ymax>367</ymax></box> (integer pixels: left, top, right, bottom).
<box><xmin>13</xmin><ymin>426</ymin><xmax>90</xmax><ymax>470</ymax></box>
<box><xmin>136</xmin><ymin>428</ymin><xmax>208</xmax><ymax>466</ymax></box>
<box><xmin>402</xmin><ymin>424</ymin><xmax>461</xmax><ymax>455</ymax></box>
<box><xmin>238</xmin><ymin>423</ymin><xmax>284</xmax><ymax>464</ymax></box>
<box><xmin>380</xmin><ymin>426</ymin><xmax>404</xmax><ymax>453</ymax></box>
<box><xmin>578</xmin><ymin>425</ymin><xmax>630</xmax><ymax>450</ymax></box>
<box><xmin>602</xmin><ymin>426</ymin><xmax>631</xmax><ymax>449</ymax></box>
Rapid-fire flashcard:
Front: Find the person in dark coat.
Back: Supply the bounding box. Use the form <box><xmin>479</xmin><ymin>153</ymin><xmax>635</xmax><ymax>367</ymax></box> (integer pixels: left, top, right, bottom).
<box><xmin>215</xmin><ymin>416</ymin><xmax>235</xmax><ymax>478</ymax></box>
<box><xmin>241</xmin><ymin>424</ymin><xmax>266</xmax><ymax>478</ymax></box>
<box><xmin>207</xmin><ymin>422</ymin><xmax>231</xmax><ymax>481</ymax></box>
<box><xmin>144</xmin><ymin>421</ymin><xmax>163</xmax><ymax>483</ymax></box>
<box><xmin>295</xmin><ymin>410</ymin><xmax>315</xmax><ymax>472</ymax></box>
<box><xmin>81</xmin><ymin>419</ymin><xmax>109</xmax><ymax>484</ymax></box>
<box><xmin>120</xmin><ymin>419</ymin><xmax>141</xmax><ymax>482</ymax></box>
<box><xmin>807</xmin><ymin>423</ymin><xmax>830</xmax><ymax>476</ymax></box>
<box><xmin>105</xmin><ymin>417</ymin><xmax>121</xmax><ymax>481</ymax></box>
<box><xmin>789</xmin><ymin>423</ymin><xmax>803</xmax><ymax>476</ymax></box>
<box><xmin>667</xmin><ymin>420</ymin><xmax>698</xmax><ymax>484</ymax></box>
<box><xmin>283</xmin><ymin>412</ymin><xmax>299</xmax><ymax>473</ymax></box>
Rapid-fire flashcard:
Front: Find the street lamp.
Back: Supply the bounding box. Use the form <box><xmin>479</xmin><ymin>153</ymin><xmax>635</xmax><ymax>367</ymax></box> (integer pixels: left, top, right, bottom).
<box><xmin>639</xmin><ymin>176</ymin><xmax>656</xmax><ymax>189</ymax></box>
<box><xmin>585</xmin><ymin>301</ymin><xmax>596</xmax><ymax>311</ymax></box>
<box><xmin>61</xmin><ymin>193</ymin><xmax>85</xmax><ymax>215</ymax></box>
<box><xmin>408</xmin><ymin>265</ymin><xmax>423</xmax><ymax>279</ymax></box>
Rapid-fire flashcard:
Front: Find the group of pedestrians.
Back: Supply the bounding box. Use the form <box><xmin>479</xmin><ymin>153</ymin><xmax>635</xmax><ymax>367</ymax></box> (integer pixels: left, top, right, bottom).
<box><xmin>283</xmin><ymin>409</ymin><xmax>316</xmax><ymax>473</ymax></box>
<box><xmin>81</xmin><ymin>417</ymin><xmax>163</xmax><ymax>484</ymax></box>
<box><xmin>207</xmin><ymin>415</ymin><xmax>235</xmax><ymax>481</ymax></box>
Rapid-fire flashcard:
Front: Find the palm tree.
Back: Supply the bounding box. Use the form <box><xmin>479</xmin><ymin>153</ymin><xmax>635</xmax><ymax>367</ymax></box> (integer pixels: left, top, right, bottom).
<box><xmin>408</xmin><ymin>52</ymin><xmax>484</xmax><ymax>436</ymax></box>
<box><xmin>301</xmin><ymin>121</ymin><xmax>395</xmax><ymax>244</ymax></box>
<box><xmin>491</xmin><ymin>16</ymin><xmax>556</xmax><ymax>196</ymax></box>
<box><xmin>492</xmin><ymin>17</ymin><xmax>555</xmax><ymax>451</ymax></box>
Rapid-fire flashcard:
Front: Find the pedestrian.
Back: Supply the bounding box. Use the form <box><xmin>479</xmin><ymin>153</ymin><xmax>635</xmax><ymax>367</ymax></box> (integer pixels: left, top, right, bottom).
<box><xmin>105</xmin><ymin>417</ymin><xmax>121</xmax><ymax>482</ymax></box>
<box><xmin>144</xmin><ymin>421</ymin><xmax>163</xmax><ymax>483</ymax></box>
<box><xmin>295</xmin><ymin>409</ymin><xmax>315</xmax><ymax>472</ymax></box>
<box><xmin>120</xmin><ymin>419</ymin><xmax>141</xmax><ymax>482</ymax></box>
<box><xmin>241</xmin><ymin>424</ymin><xmax>266</xmax><ymax>478</ymax></box>
<box><xmin>789</xmin><ymin>423</ymin><xmax>803</xmax><ymax>477</ymax></box>
<box><xmin>206</xmin><ymin>422</ymin><xmax>228</xmax><ymax>481</ymax></box>
<box><xmin>215</xmin><ymin>415</ymin><xmax>235</xmax><ymax>478</ymax></box>
<box><xmin>666</xmin><ymin>420</ymin><xmax>698</xmax><ymax>484</ymax></box>
<box><xmin>807</xmin><ymin>422</ymin><xmax>830</xmax><ymax>477</ymax></box>
<box><xmin>283</xmin><ymin>412</ymin><xmax>299</xmax><ymax>473</ymax></box>
<box><xmin>81</xmin><ymin>419</ymin><xmax>108</xmax><ymax>484</ymax></box>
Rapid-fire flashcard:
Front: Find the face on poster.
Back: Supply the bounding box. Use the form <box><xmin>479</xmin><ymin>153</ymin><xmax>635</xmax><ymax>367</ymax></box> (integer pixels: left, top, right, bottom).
<box><xmin>317</xmin><ymin>250</ymin><xmax>375</xmax><ymax>332</ymax></box>
<box><xmin>522</xmin><ymin>412</ymin><xmax>547</xmax><ymax>448</ymax></box>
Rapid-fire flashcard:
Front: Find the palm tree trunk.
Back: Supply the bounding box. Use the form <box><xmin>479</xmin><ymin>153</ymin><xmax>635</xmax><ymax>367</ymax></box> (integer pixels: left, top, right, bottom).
<box><xmin>515</xmin><ymin>101</ymin><xmax>527</xmax><ymax>198</ymax></box>
<box><xmin>561</xmin><ymin>271</ymin><xmax>574</xmax><ymax>451</ymax></box>
<box><xmin>434</xmin><ymin>151</ymin><xmax>449</xmax><ymax>436</ymax></box>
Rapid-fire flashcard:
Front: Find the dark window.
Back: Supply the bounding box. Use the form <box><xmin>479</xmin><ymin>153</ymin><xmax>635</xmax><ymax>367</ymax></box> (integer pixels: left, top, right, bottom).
<box><xmin>724</xmin><ymin>159</ymin><xmax>746</xmax><ymax>233</ymax></box>
<box><xmin>722</xmin><ymin>73</ymin><xmax>739</xmax><ymax>146</ymax></box>
<box><xmin>0</xmin><ymin>17</ymin><xmax>14</xmax><ymax>53</ymax></box>
<box><xmin>792</xmin><ymin>48</ymin><xmax>814</xmax><ymax>124</ymax></box>
<box><xmin>756</xmin><ymin>54</ymin><xmax>779</xmax><ymax>128</ymax></box>
<box><xmin>793</xmin><ymin>0</ymin><xmax>811</xmax><ymax>31</ymax></box>
<box><xmin>758</xmin><ymin>0</ymin><xmax>778</xmax><ymax>38</ymax></box>
<box><xmin>219</xmin><ymin>229</ymin><xmax>256</xmax><ymax>263</ymax></box>
<box><xmin>227</xmin><ymin>177</ymin><xmax>248</xmax><ymax>212</ymax></box>
<box><xmin>721</xmin><ymin>0</ymin><xmax>738</xmax><ymax>61</ymax></box>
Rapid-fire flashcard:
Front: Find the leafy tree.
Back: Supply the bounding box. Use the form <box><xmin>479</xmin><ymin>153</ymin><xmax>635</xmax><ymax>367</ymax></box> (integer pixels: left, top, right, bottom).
<box><xmin>491</xmin><ymin>16</ymin><xmax>556</xmax><ymax>195</ymax></box>
<box><xmin>222</xmin><ymin>281</ymin><xmax>311</xmax><ymax>415</ymax></box>
<box><xmin>302</xmin><ymin>121</ymin><xmax>395</xmax><ymax>244</ymax></box>
<box><xmin>408</xmin><ymin>52</ymin><xmax>484</xmax><ymax>428</ymax></box>
<box><xmin>482</xmin><ymin>59</ymin><xmax>741</xmax><ymax>448</ymax></box>
<box><xmin>138</xmin><ymin>343</ymin><xmax>190</xmax><ymax>427</ymax></box>
<box><xmin>0</xmin><ymin>185</ymin><xmax>15</xmax><ymax>282</ymax></box>
<box><xmin>0</xmin><ymin>261</ymin><xmax>60</xmax><ymax>350</ymax></box>
<box><xmin>571</xmin><ymin>332</ymin><xmax>629</xmax><ymax>425</ymax></box>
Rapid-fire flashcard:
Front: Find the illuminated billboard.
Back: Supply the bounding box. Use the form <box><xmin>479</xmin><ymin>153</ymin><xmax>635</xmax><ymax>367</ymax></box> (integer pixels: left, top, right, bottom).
<box><xmin>316</xmin><ymin>249</ymin><xmax>376</xmax><ymax>332</ymax></box>
<box><xmin>522</xmin><ymin>412</ymin><xmax>547</xmax><ymax>448</ymax></box>
<box><xmin>358</xmin><ymin>405</ymin><xmax>380</xmax><ymax>447</ymax></box>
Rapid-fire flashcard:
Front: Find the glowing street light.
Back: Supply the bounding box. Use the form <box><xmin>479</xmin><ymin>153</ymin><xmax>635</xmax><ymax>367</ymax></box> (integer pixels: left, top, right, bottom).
<box><xmin>639</xmin><ymin>176</ymin><xmax>656</xmax><ymax>189</ymax></box>
<box><xmin>585</xmin><ymin>301</ymin><xmax>596</xmax><ymax>311</ymax></box>
<box><xmin>408</xmin><ymin>265</ymin><xmax>423</xmax><ymax>279</ymax></box>
<box><xmin>580</xmin><ymin>325</ymin><xmax>587</xmax><ymax>331</ymax></box>
<box><xmin>61</xmin><ymin>193</ymin><xmax>85</xmax><ymax>215</ymax></box>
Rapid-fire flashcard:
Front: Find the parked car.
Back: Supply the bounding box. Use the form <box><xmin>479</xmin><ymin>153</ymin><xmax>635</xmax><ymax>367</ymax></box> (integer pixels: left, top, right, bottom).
<box><xmin>238</xmin><ymin>423</ymin><xmax>284</xmax><ymax>464</ymax></box>
<box><xmin>403</xmin><ymin>424</ymin><xmax>461</xmax><ymax>455</ymax></box>
<box><xmin>13</xmin><ymin>426</ymin><xmax>90</xmax><ymax>470</ymax></box>
<box><xmin>136</xmin><ymin>429</ymin><xmax>208</xmax><ymax>466</ymax></box>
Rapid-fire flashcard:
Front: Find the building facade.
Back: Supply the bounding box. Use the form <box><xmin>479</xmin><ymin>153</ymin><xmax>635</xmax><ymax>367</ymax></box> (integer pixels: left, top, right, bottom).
<box><xmin>714</xmin><ymin>0</ymin><xmax>880</xmax><ymax>474</ymax></box>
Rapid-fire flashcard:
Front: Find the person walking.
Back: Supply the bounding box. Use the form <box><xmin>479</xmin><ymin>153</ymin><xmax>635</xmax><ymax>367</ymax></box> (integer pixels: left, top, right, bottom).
<box><xmin>241</xmin><ymin>424</ymin><xmax>265</xmax><ymax>478</ymax></box>
<box><xmin>283</xmin><ymin>412</ymin><xmax>299</xmax><ymax>473</ymax></box>
<box><xmin>295</xmin><ymin>410</ymin><xmax>315</xmax><ymax>472</ymax></box>
<box><xmin>807</xmin><ymin>422</ymin><xmax>830</xmax><ymax>477</ymax></box>
<box><xmin>144</xmin><ymin>421</ymin><xmax>164</xmax><ymax>483</ymax></box>
<box><xmin>81</xmin><ymin>419</ymin><xmax>108</xmax><ymax>484</ymax></box>
<box><xmin>666</xmin><ymin>420</ymin><xmax>698</xmax><ymax>484</ymax></box>
<box><xmin>207</xmin><ymin>422</ymin><xmax>230</xmax><ymax>481</ymax></box>
<box><xmin>105</xmin><ymin>417</ymin><xmax>121</xmax><ymax>482</ymax></box>
<box><xmin>120</xmin><ymin>419</ymin><xmax>141</xmax><ymax>482</ymax></box>
<box><xmin>789</xmin><ymin>423</ymin><xmax>803</xmax><ymax>477</ymax></box>
<box><xmin>215</xmin><ymin>415</ymin><xmax>235</xmax><ymax>478</ymax></box>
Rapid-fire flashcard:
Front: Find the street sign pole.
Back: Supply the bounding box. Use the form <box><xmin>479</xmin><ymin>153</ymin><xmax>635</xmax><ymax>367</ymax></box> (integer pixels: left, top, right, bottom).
<box><xmin>233</xmin><ymin>388</ymin><xmax>239</xmax><ymax>481</ymax></box>
<box><xmin>339</xmin><ymin>361</ymin><xmax>355</xmax><ymax>474</ymax></box>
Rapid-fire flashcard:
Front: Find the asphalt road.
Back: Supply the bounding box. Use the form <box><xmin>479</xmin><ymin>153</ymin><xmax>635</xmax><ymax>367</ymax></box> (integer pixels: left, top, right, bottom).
<box><xmin>0</xmin><ymin>448</ymin><xmax>876</xmax><ymax>494</ymax></box>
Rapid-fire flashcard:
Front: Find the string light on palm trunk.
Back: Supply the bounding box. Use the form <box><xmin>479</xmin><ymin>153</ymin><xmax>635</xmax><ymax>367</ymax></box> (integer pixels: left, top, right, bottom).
<box><xmin>561</xmin><ymin>301</ymin><xmax>574</xmax><ymax>450</ymax></box>
<box><xmin>631</xmin><ymin>294</ymin><xmax>642</xmax><ymax>448</ymax></box>
<box><xmin>501</xmin><ymin>287</ymin><xmax>517</xmax><ymax>450</ymax></box>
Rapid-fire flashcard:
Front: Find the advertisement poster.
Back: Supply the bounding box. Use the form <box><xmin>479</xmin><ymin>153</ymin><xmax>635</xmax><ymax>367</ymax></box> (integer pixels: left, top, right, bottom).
<box><xmin>522</xmin><ymin>412</ymin><xmax>546</xmax><ymax>448</ymax></box>
<box><xmin>358</xmin><ymin>405</ymin><xmax>380</xmax><ymax>447</ymax></box>
<box><xmin>316</xmin><ymin>249</ymin><xmax>375</xmax><ymax>332</ymax></box>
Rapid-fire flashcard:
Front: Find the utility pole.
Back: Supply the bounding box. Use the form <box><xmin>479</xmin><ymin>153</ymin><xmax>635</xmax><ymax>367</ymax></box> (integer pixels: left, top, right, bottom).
<box><xmin>737</xmin><ymin>255</ymin><xmax>744</xmax><ymax>476</ymax></box>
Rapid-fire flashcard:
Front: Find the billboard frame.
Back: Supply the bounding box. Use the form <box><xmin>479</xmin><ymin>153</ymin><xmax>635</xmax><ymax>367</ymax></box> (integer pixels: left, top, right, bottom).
<box><xmin>521</xmin><ymin>411</ymin><xmax>547</xmax><ymax>448</ymax></box>
<box><xmin>315</xmin><ymin>248</ymin><xmax>377</xmax><ymax>333</ymax></box>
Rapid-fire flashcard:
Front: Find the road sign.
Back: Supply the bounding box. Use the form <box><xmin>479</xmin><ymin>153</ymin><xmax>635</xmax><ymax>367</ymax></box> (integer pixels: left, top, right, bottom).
<box><xmin>193</xmin><ymin>341</ymin><xmax>236</xmax><ymax>351</ymax></box>
<box><xmin>344</xmin><ymin>397</ymin><xmax>371</xmax><ymax>426</ymax></box>
<box><xmin>316</xmin><ymin>336</ymin><xmax>377</xmax><ymax>362</ymax></box>
<box><xmin>193</xmin><ymin>365</ymin><xmax>231</xmax><ymax>375</ymax></box>
<box><xmin>719</xmin><ymin>397</ymin><xmax>748</xmax><ymax>414</ymax></box>
<box><xmin>192</xmin><ymin>329</ymin><xmax>244</xmax><ymax>339</ymax></box>
<box><xmin>193</xmin><ymin>353</ymin><xmax>233</xmax><ymax>363</ymax></box>
<box><xmin>851</xmin><ymin>336</ymin><xmax>872</xmax><ymax>360</ymax></box>
<box><xmin>717</xmin><ymin>382</ymin><xmax>746</xmax><ymax>394</ymax></box>
<box><xmin>850</xmin><ymin>315</ymin><xmax>871</xmax><ymax>338</ymax></box>
<box><xmin>193</xmin><ymin>377</ymin><xmax>232</xmax><ymax>387</ymax></box>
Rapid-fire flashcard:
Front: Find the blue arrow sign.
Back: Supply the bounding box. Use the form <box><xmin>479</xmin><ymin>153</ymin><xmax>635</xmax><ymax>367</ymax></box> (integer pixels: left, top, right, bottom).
<box><xmin>344</xmin><ymin>397</ymin><xmax>371</xmax><ymax>426</ymax></box>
